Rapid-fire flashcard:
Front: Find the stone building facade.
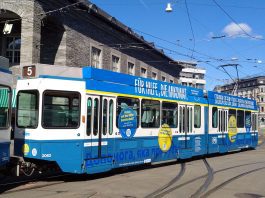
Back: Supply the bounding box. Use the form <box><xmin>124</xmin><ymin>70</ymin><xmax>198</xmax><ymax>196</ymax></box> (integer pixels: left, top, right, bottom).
<box><xmin>214</xmin><ymin>76</ymin><xmax>265</xmax><ymax>129</ymax></box>
<box><xmin>0</xmin><ymin>0</ymin><xmax>183</xmax><ymax>82</ymax></box>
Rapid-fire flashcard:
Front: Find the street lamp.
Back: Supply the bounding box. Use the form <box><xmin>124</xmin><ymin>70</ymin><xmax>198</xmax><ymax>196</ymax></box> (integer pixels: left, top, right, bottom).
<box><xmin>165</xmin><ymin>3</ymin><xmax>173</xmax><ymax>12</ymax></box>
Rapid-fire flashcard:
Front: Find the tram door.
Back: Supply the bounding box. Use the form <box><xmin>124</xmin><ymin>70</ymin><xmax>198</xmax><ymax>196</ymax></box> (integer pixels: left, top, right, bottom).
<box><xmin>179</xmin><ymin>105</ymin><xmax>193</xmax><ymax>149</ymax></box>
<box><xmin>218</xmin><ymin>109</ymin><xmax>228</xmax><ymax>145</ymax></box>
<box><xmin>86</xmin><ymin>95</ymin><xmax>114</xmax><ymax>159</ymax></box>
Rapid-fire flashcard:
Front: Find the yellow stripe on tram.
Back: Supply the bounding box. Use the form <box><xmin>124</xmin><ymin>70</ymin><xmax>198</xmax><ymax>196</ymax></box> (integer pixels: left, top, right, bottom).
<box><xmin>86</xmin><ymin>89</ymin><xmax>208</xmax><ymax>107</ymax></box>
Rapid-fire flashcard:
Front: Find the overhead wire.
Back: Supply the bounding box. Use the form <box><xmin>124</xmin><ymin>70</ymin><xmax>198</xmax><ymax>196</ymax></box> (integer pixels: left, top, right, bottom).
<box><xmin>184</xmin><ymin>0</ymin><xmax>195</xmax><ymax>60</ymax></box>
<box><xmin>212</xmin><ymin>0</ymin><xmax>265</xmax><ymax>41</ymax></box>
<box><xmin>1</xmin><ymin>0</ymin><xmax>262</xmax><ymax>84</ymax></box>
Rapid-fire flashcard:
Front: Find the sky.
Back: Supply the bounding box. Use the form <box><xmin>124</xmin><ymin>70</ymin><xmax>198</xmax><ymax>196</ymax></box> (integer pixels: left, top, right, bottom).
<box><xmin>90</xmin><ymin>0</ymin><xmax>265</xmax><ymax>90</ymax></box>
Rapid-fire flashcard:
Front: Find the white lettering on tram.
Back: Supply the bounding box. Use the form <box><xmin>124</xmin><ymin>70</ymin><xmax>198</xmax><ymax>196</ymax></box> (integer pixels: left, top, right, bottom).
<box><xmin>135</xmin><ymin>79</ymin><xmax>187</xmax><ymax>100</ymax></box>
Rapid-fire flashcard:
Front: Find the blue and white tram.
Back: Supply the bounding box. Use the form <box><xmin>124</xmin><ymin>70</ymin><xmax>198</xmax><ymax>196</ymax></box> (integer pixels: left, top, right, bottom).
<box><xmin>0</xmin><ymin>67</ymin><xmax>12</xmax><ymax>168</ymax></box>
<box><xmin>14</xmin><ymin>67</ymin><xmax>258</xmax><ymax>174</ymax></box>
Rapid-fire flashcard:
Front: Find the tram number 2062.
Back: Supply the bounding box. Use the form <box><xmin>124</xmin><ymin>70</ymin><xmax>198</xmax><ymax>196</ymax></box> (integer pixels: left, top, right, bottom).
<box><xmin>42</xmin><ymin>154</ymin><xmax>52</xmax><ymax>158</ymax></box>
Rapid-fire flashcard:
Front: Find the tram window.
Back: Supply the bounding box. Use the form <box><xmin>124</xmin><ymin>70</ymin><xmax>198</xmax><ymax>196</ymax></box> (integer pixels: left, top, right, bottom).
<box><xmin>93</xmin><ymin>98</ymin><xmax>99</xmax><ymax>135</ymax></box>
<box><xmin>0</xmin><ymin>85</ymin><xmax>11</xmax><ymax>128</ymax></box>
<box><xmin>103</xmin><ymin>99</ymin><xmax>108</xmax><ymax>135</ymax></box>
<box><xmin>228</xmin><ymin>109</ymin><xmax>236</xmax><ymax>128</ymax></box>
<box><xmin>218</xmin><ymin>110</ymin><xmax>222</xmax><ymax>132</ymax></box>
<box><xmin>245</xmin><ymin>111</ymin><xmax>251</xmax><ymax>128</ymax></box>
<box><xmin>162</xmin><ymin>102</ymin><xmax>178</xmax><ymax>128</ymax></box>
<box><xmin>252</xmin><ymin>114</ymin><xmax>257</xmax><ymax>131</ymax></box>
<box><xmin>116</xmin><ymin>97</ymin><xmax>139</xmax><ymax>128</ymax></box>
<box><xmin>225</xmin><ymin>111</ymin><xmax>228</xmax><ymax>132</ymax></box>
<box><xmin>86</xmin><ymin>98</ymin><xmax>92</xmax><ymax>136</ymax></box>
<box><xmin>17</xmin><ymin>90</ymin><xmax>39</xmax><ymax>128</ymax></box>
<box><xmin>42</xmin><ymin>91</ymin><xmax>80</xmax><ymax>128</ymax></box>
<box><xmin>109</xmin><ymin>100</ymin><xmax>114</xmax><ymax>135</ymax></box>
<box><xmin>141</xmin><ymin>99</ymin><xmax>160</xmax><ymax>128</ymax></box>
<box><xmin>237</xmin><ymin>110</ymin><xmax>244</xmax><ymax>128</ymax></box>
<box><xmin>179</xmin><ymin>106</ymin><xmax>183</xmax><ymax>133</ymax></box>
<box><xmin>189</xmin><ymin>107</ymin><xmax>193</xmax><ymax>133</ymax></box>
<box><xmin>212</xmin><ymin>107</ymin><xmax>218</xmax><ymax>128</ymax></box>
<box><xmin>194</xmin><ymin>105</ymin><xmax>201</xmax><ymax>128</ymax></box>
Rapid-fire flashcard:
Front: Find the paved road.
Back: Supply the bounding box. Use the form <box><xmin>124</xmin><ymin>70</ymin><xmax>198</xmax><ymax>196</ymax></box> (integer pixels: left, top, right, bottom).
<box><xmin>1</xmin><ymin>145</ymin><xmax>265</xmax><ymax>198</ymax></box>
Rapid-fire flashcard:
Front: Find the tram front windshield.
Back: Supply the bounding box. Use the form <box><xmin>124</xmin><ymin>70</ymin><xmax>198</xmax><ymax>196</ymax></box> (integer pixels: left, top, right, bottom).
<box><xmin>17</xmin><ymin>90</ymin><xmax>39</xmax><ymax>128</ymax></box>
<box><xmin>0</xmin><ymin>85</ymin><xmax>11</xmax><ymax>128</ymax></box>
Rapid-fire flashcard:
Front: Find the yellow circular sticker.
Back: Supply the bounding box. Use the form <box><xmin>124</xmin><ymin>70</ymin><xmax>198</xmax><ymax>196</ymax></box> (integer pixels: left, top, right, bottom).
<box><xmin>228</xmin><ymin>115</ymin><xmax>237</xmax><ymax>143</ymax></box>
<box><xmin>158</xmin><ymin>124</ymin><xmax>173</xmax><ymax>152</ymax></box>
<box><xmin>22</xmin><ymin>144</ymin><xmax>30</xmax><ymax>156</ymax></box>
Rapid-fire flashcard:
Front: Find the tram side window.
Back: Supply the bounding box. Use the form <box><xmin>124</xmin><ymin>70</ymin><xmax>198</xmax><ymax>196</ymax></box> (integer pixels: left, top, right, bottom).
<box><xmin>116</xmin><ymin>97</ymin><xmax>139</xmax><ymax>128</ymax></box>
<box><xmin>141</xmin><ymin>99</ymin><xmax>160</xmax><ymax>128</ymax></box>
<box><xmin>17</xmin><ymin>90</ymin><xmax>39</xmax><ymax>128</ymax></box>
<box><xmin>103</xmin><ymin>99</ymin><xmax>108</xmax><ymax>135</ymax></box>
<box><xmin>93</xmin><ymin>98</ymin><xmax>99</xmax><ymax>135</ymax></box>
<box><xmin>245</xmin><ymin>111</ymin><xmax>251</xmax><ymax>129</ymax></box>
<box><xmin>42</xmin><ymin>91</ymin><xmax>80</xmax><ymax>128</ymax></box>
<box><xmin>162</xmin><ymin>102</ymin><xmax>178</xmax><ymax>128</ymax></box>
<box><xmin>179</xmin><ymin>106</ymin><xmax>183</xmax><ymax>133</ymax></box>
<box><xmin>237</xmin><ymin>110</ymin><xmax>244</xmax><ymax>128</ymax></box>
<box><xmin>252</xmin><ymin>114</ymin><xmax>257</xmax><ymax>131</ymax></box>
<box><xmin>0</xmin><ymin>86</ymin><xmax>11</xmax><ymax>128</ymax></box>
<box><xmin>194</xmin><ymin>105</ymin><xmax>201</xmax><ymax>128</ymax></box>
<box><xmin>109</xmin><ymin>100</ymin><xmax>114</xmax><ymax>135</ymax></box>
<box><xmin>228</xmin><ymin>109</ymin><xmax>236</xmax><ymax>128</ymax></box>
<box><xmin>188</xmin><ymin>107</ymin><xmax>193</xmax><ymax>133</ymax></box>
<box><xmin>212</xmin><ymin>107</ymin><xmax>218</xmax><ymax>128</ymax></box>
<box><xmin>86</xmin><ymin>98</ymin><xmax>92</xmax><ymax>136</ymax></box>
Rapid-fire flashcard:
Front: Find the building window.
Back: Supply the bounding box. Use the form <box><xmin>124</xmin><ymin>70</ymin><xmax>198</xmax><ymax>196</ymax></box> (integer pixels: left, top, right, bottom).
<box><xmin>128</xmin><ymin>62</ymin><xmax>135</xmax><ymax>75</ymax></box>
<box><xmin>162</xmin><ymin>76</ymin><xmax>166</xmax><ymax>82</ymax></box>
<box><xmin>112</xmin><ymin>55</ymin><xmax>120</xmax><ymax>72</ymax></box>
<box><xmin>91</xmin><ymin>47</ymin><xmax>101</xmax><ymax>68</ymax></box>
<box><xmin>141</xmin><ymin>67</ymin><xmax>147</xmax><ymax>78</ymax></box>
<box><xmin>152</xmin><ymin>72</ymin><xmax>157</xmax><ymax>80</ymax></box>
<box><xmin>5</xmin><ymin>36</ymin><xmax>21</xmax><ymax>64</ymax></box>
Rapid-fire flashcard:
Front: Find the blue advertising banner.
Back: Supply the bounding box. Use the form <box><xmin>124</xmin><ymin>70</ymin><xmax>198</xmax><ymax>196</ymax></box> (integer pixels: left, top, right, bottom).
<box><xmin>208</xmin><ymin>91</ymin><xmax>257</xmax><ymax>110</ymax></box>
<box><xmin>82</xmin><ymin>67</ymin><xmax>257</xmax><ymax>110</ymax></box>
<box><xmin>83</xmin><ymin>67</ymin><xmax>207</xmax><ymax>104</ymax></box>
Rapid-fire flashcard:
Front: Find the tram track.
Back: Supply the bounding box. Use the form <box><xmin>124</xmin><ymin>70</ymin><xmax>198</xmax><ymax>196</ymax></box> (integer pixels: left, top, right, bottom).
<box><xmin>190</xmin><ymin>159</ymin><xmax>213</xmax><ymax>198</ymax></box>
<box><xmin>152</xmin><ymin>158</ymin><xmax>213</xmax><ymax>198</ymax></box>
<box><xmin>1</xmin><ymin>157</ymin><xmax>265</xmax><ymax>197</ymax></box>
<box><xmin>201</xmin><ymin>166</ymin><xmax>265</xmax><ymax>198</ymax></box>
<box><xmin>150</xmin><ymin>160</ymin><xmax>265</xmax><ymax>198</ymax></box>
<box><xmin>144</xmin><ymin>163</ymin><xmax>186</xmax><ymax>198</ymax></box>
